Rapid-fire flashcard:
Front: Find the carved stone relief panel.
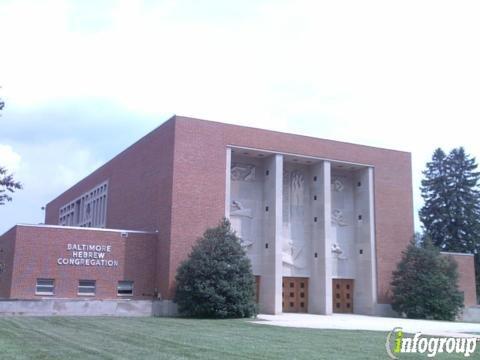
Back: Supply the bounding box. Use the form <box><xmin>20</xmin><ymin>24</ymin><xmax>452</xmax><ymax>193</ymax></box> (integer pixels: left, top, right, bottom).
<box><xmin>230</xmin><ymin>200</ymin><xmax>254</xmax><ymax>248</ymax></box>
<box><xmin>332</xmin><ymin>177</ymin><xmax>345</xmax><ymax>192</ymax></box>
<box><xmin>331</xmin><ymin>243</ymin><xmax>348</xmax><ymax>260</ymax></box>
<box><xmin>282</xmin><ymin>236</ymin><xmax>306</xmax><ymax>269</ymax></box>
<box><xmin>231</xmin><ymin>163</ymin><xmax>256</xmax><ymax>181</ymax></box>
<box><xmin>331</xmin><ymin>209</ymin><xmax>348</xmax><ymax>227</ymax></box>
<box><xmin>282</xmin><ymin>168</ymin><xmax>307</xmax><ymax>271</ymax></box>
<box><xmin>290</xmin><ymin>170</ymin><xmax>305</xmax><ymax>207</ymax></box>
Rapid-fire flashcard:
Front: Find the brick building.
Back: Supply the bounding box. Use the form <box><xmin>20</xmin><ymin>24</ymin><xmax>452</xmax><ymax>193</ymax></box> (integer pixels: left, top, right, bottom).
<box><xmin>0</xmin><ymin>115</ymin><xmax>477</xmax><ymax>315</ymax></box>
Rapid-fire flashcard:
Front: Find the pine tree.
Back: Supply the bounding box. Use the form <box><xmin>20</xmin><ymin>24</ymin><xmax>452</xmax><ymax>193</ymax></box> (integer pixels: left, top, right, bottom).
<box><xmin>391</xmin><ymin>240</ymin><xmax>464</xmax><ymax>320</ymax></box>
<box><xmin>420</xmin><ymin>147</ymin><xmax>480</xmax><ymax>299</ymax></box>
<box><xmin>175</xmin><ymin>218</ymin><xmax>257</xmax><ymax>318</ymax></box>
<box><xmin>419</xmin><ymin>148</ymin><xmax>450</xmax><ymax>249</ymax></box>
<box><xmin>446</xmin><ymin>148</ymin><xmax>480</xmax><ymax>253</ymax></box>
<box><xmin>420</xmin><ymin>147</ymin><xmax>480</xmax><ymax>253</ymax></box>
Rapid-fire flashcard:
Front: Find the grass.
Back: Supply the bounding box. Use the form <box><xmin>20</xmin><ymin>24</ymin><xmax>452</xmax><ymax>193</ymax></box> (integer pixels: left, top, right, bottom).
<box><xmin>0</xmin><ymin>317</ymin><xmax>478</xmax><ymax>359</ymax></box>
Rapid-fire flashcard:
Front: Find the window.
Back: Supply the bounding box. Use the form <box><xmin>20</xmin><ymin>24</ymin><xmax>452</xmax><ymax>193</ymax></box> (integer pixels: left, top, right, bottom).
<box><xmin>36</xmin><ymin>279</ymin><xmax>54</xmax><ymax>295</ymax></box>
<box><xmin>78</xmin><ymin>280</ymin><xmax>96</xmax><ymax>296</ymax></box>
<box><xmin>117</xmin><ymin>281</ymin><xmax>133</xmax><ymax>296</ymax></box>
<box><xmin>59</xmin><ymin>181</ymin><xmax>108</xmax><ymax>228</ymax></box>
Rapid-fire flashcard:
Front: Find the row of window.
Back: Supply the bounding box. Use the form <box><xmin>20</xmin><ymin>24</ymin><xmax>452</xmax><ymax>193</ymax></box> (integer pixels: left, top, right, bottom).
<box><xmin>35</xmin><ymin>279</ymin><xmax>134</xmax><ymax>296</ymax></box>
<box><xmin>59</xmin><ymin>181</ymin><xmax>108</xmax><ymax>228</ymax></box>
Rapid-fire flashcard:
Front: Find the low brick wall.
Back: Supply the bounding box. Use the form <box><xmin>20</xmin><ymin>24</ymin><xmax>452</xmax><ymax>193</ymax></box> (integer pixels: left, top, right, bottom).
<box><xmin>441</xmin><ymin>252</ymin><xmax>477</xmax><ymax>307</ymax></box>
<box><xmin>461</xmin><ymin>306</ymin><xmax>480</xmax><ymax>322</ymax></box>
<box><xmin>0</xmin><ymin>299</ymin><xmax>155</xmax><ymax>316</ymax></box>
<box><xmin>0</xmin><ymin>299</ymin><xmax>178</xmax><ymax>317</ymax></box>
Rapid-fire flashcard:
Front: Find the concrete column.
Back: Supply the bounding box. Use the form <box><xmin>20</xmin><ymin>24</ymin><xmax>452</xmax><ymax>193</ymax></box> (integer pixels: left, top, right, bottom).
<box><xmin>225</xmin><ymin>148</ymin><xmax>232</xmax><ymax>218</ymax></box>
<box><xmin>260</xmin><ymin>154</ymin><xmax>283</xmax><ymax>314</ymax></box>
<box><xmin>353</xmin><ymin>167</ymin><xmax>377</xmax><ymax>314</ymax></box>
<box><xmin>367</xmin><ymin>167</ymin><xmax>378</xmax><ymax>308</ymax></box>
<box><xmin>309</xmin><ymin>160</ymin><xmax>333</xmax><ymax>314</ymax></box>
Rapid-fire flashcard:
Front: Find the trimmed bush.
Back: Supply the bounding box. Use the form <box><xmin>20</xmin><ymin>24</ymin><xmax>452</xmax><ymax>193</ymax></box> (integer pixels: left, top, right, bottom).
<box><xmin>391</xmin><ymin>239</ymin><xmax>464</xmax><ymax>321</ymax></box>
<box><xmin>174</xmin><ymin>218</ymin><xmax>257</xmax><ymax>318</ymax></box>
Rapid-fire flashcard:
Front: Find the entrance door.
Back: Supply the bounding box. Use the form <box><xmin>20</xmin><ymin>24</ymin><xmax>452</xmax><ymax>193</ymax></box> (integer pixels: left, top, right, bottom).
<box><xmin>282</xmin><ymin>277</ymin><xmax>308</xmax><ymax>313</ymax></box>
<box><xmin>332</xmin><ymin>279</ymin><xmax>354</xmax><ymax>313</ymax></box>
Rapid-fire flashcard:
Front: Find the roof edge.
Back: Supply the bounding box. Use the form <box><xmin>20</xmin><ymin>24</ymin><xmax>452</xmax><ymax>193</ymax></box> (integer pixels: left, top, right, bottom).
<box><xmin>174</xmin><ymin>114</ymin><xmax>412</xmax><ymax>155</ymax></box>
<box><xmin>15</xmin><ymin>223</ymin><xmax>158</xmax><ymax>235</ymax></box>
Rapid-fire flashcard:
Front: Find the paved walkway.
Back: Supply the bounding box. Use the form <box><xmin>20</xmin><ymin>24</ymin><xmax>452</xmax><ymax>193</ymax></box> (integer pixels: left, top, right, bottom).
<box><xmin>253</xmin><ymin>313</ymin><xmax>480</xmax><ymax>337</ymax></box>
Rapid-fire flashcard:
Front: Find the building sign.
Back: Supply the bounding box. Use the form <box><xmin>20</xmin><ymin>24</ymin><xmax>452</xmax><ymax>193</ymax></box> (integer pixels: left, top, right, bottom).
<box><xmin>57</xmin><ymin>243</ymin><xmax>119</xmax><ymax>267</ymax></box>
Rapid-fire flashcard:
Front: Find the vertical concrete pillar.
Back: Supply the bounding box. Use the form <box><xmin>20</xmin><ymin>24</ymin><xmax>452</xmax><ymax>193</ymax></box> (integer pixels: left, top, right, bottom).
<box><xmin>367</xmin><ymin>167</ymin><xmax>378</xmax><ymax>309</ymax></box>
<box><xmin>353</xmin><ymin>167</ymin><xmax>378</xmax><ymax>314</ymax></box>
<box><xmin>260</xmin><ymin>154</ymin><xmax>283</xmax><ymax>314</ymax></box>
<box><xmin>225</xmin><ymin>147</ymin><xmax>232</xmax><ymax>218</ymax></box>
<box><xmin>309</xmin><ymin>160</ymin><xmax>333</xmax><ymax>314</ymax></box>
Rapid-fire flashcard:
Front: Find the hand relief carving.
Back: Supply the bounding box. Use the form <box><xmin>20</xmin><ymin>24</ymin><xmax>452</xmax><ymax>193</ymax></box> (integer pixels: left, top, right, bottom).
<box><xmin>331</xmin><ymin>243</ymin><xmax>348</xmax><ymax>260</ymax></box>
<box><xmin>282</xmin><ymin>238</ymin><xmax>305</xmax><ymax>269</ymax></box>
<box><xmin>230</xmin><ymin>200</ymin><xmax>253</xmax><ymax>219</ymax></box>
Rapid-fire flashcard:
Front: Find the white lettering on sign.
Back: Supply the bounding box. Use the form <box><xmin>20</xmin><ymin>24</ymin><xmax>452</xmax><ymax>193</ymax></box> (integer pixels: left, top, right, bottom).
<box><xmin>57</xmin><ymin>243</ymin><xmax>119</xmax><ymax>267</ymax></box>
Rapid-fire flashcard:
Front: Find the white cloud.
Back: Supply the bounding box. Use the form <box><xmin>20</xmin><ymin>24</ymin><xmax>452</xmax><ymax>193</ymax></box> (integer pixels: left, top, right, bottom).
<box><xmin>0</xmin><ymin>144</ymin><xmax>21</xmax><ymax>172</ymax></box>
<box><xmin>0</xmin><ymin>138</ymin><xmax>103</xmax><ymax>233</ymax></box>
<box><xmin>1</xmin><ymin>0</ymin><xmax>480</xmax><ymax>233</ymax></box>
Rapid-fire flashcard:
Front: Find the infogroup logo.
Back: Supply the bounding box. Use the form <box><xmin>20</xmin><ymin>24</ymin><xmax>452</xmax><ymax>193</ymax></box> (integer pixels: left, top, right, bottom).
<box><xmin>385</xmin><ymin>327</ymin><xmax>478</xmax><ymax>358</ymax></box>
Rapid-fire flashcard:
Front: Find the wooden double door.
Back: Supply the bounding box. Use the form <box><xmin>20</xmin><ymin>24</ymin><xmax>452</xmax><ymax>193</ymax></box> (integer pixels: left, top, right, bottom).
<box><xmin>332</xmin><ymin>279</ymin><xmax>354</xmax><ymax>313</ymax></box>
<box><xmin>282</xmin><ymin>277</ymin><xmax>308</xmax><ymax>313</ymax></box>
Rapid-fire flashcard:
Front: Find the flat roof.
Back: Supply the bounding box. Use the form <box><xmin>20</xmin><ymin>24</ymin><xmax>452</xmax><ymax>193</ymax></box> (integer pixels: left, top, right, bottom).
<box><xmin>12</xmin><ymin>223</ymin><xmax>157</xmax><ymax>235</ymax></box>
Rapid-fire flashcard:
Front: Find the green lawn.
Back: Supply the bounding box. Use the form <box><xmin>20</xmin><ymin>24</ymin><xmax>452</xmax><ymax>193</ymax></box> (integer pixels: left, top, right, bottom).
<box><xmin>0</xmin><ymin>317</ymin><xmax>478</xmax><ymax>359</ymax></box>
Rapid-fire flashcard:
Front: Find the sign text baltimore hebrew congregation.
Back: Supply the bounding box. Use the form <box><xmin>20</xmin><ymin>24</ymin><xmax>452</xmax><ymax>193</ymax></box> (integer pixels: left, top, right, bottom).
<box><xmin>57</xmin><ymin>243</ymin><xmax>119</xmax><ymax>267</ymax></box>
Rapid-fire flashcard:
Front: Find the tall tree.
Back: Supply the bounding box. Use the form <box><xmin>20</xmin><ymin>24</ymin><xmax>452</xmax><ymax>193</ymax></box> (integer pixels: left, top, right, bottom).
<box><xmin>0</xmin><ymin>167</ymin><xmax>22</xmax><ymax>205</ymax></box>
<box><xmin>419</xmin><ymin>148</ymin><xmax>450</xmax><ymax>249</ymax></box>
<box><xmin>447</xmin><ymin>147</ymin><xmax>480</xmax><ymax>252</ymax></box>
<box><xmin>420</xmin><ymin>147</ymin><xmax>480</xmax><ymax>299</ymax></box>
<box><xmin>420</xmin><ymin>147</ymin><xmax>480</xmax><ymax>253</ymax></box>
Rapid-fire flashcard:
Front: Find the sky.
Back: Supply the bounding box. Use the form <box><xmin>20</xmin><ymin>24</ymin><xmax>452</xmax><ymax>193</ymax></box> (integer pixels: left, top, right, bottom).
<box><xmin>1</xmin><ymin>0</ymin><xmax>480</xmax><ymax>234</ymax></box>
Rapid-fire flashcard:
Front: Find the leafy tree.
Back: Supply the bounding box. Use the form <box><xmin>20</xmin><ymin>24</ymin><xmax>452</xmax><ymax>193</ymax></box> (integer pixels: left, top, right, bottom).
<box><xmin>0</xmin><ymin>96</ymin><xmax>21</xmax><ymax>204</ymax></box>
<box><xmin>391</xmin><ymin>239</ymin><xmax>464</xmax><ymax>321</ymax></box>
<box><xmin>0</xmin><ymin>87</ymin><xmax>4</xmax><ymax>112</ymax></box>
<box><xmin>0</xmin><ymin>86</ymin><xmax>4</xmax><ymax>112</ymax></box>
<box><xmin>175</xmin><ymin>218</ymin><xmax>257</xmax><ymax>318</ymax></box>
<box><xmin>0</xmin><ymin>167</ymin><xmax>22</xmax><ymax>205</ymax></box>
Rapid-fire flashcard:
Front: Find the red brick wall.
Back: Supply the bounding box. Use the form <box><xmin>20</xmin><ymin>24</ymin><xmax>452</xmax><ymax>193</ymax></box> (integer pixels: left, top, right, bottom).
<box><xmin>45</xmin><ymin>118</ymin><xmax>176</xmax><ymax>234</ymax></box>
<box><xmin>0</xmin><ymin>227</ymin><xmax>17</xmax><ymax>298</ymax></box>
<box><xmin>42</xmin><ymin>115</ymin><xmax>415</xmax><ymax>303</ymax></box>
<box><xmin>9</xmin><ymin>225</ymin><xmax>157</xmax><ymax>300</ymax></box>
<box><xmin>165</xmin><ymin>116</ymin><xmax>415</xmax><ymax>302</ymax></box>
<box><xmin>44</xmin><ymin>118</ymin><xmax>176</xmax><ymax>301</ymax></box>
<box><xmin>442</xmin><ymin>253</ymin><xmax>477</xmax><ymax>307</ymax></box>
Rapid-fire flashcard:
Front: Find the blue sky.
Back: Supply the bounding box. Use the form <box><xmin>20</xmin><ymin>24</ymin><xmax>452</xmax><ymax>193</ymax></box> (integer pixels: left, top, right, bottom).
<box><xmin>1</xmin><ymin>0</ymin><xmax>480</xmax><ymax>234</ymax></box>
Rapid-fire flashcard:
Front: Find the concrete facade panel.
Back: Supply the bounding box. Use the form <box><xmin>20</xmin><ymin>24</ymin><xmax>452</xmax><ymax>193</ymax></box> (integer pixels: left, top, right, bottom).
<box><xmin>170</xmin><ymin>117</ymin><xmax>414</xmax><ymax>303</ymax></box>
